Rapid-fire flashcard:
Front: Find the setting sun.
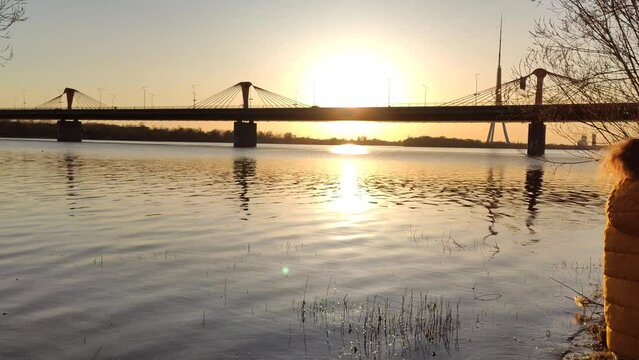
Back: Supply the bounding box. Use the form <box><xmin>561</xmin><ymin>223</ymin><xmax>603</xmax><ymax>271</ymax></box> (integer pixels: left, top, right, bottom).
<box><xmin>304</xmin><ymin>49</ymin><xmax>406</xmax><ymax>107</ymax></box>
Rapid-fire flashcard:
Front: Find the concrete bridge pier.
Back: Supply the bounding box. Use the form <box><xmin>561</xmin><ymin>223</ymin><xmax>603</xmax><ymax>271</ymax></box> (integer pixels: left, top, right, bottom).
<box><xmin>56</xmin><ymin>89</ymin><xmax>83</xmax><ymax>142</ymax></box>
<box><xmin>233</xmin><ymin>82</ymin><xmax>257</xmax><ymax>148</ymax></box>
<box><xmin>233</xmin><ymin>120</ymin><xmax>257</xmax><ymax>148</ymax></box>
<box><xmin>527</xmin><ymin>120</ymin><xmax>546</xmax><ymax>156</ymax></box>
<box><xmin>57</xmin><ymin>120</ymin><xmax>83</xmax><ymax>142</ymax></box>
<box><xmin>526</xmin><ymin>68</ymin><xmax>549</xmax><ymax>157</ymax></box>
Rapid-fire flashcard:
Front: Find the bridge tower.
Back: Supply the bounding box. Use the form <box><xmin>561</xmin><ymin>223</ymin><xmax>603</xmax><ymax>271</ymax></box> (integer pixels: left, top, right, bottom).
<box><xmin>57</xmin><ymin>88</ymin><xmax>83</xmax><ymax>142</ymax></box>
<box><xmin>527</xmin><ymin>68</ymin><xmax>547</xmax><ymax>156</ymax></box>
<box><xmin>233</xmin><ymin>82</ymin><xmax>257</xmax><ymax>148</ymax></box>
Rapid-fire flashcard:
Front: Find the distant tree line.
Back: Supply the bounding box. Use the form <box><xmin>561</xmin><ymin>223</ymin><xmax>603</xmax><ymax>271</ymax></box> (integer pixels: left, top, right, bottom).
<box><xmin>403</xmin><ymin>136</ymin><xmax>520</xmax><ymax>149</ymax></box>
<box><xmin>0</xmin><ymin>120</ymin><xmax>581</xmax><ymax>149</ymax></box>
<box><xmin>0</xmin><ymin>121</ymin><xmax>235</xmax><ymax>142</ymax></box>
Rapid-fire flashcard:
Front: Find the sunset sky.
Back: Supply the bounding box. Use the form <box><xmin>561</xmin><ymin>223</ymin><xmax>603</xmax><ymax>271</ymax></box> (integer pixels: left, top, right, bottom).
<box><xmin>0</xmin><ymin>0</ymin><xmax>576</xmax><ymax>143</ymax></box>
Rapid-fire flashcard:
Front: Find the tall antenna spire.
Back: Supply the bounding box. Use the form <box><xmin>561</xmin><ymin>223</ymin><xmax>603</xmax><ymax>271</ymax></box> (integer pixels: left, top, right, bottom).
<box><xmin>495</xmin><ymin>15</ymin><xmax>503</xmax><ymax>106</ymax></box>
<box><xmin>498</xmin><ymin>15</ymin><xmax>503</xmax><ymax>69</ymax></box>
<box><xmin>487</xmin><ymin>15</ymin><xmax>510</xmax><ymax>144</ymax></box>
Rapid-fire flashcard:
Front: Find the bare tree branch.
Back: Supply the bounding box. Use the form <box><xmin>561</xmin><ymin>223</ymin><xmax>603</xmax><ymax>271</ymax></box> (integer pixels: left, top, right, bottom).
<box><xmin>526</xmin><ymin>0</ymin><xmax>639</xmax><ymax>145</ymax></box>
<box><xmin>0</xmin><ymin>0</ymin><xmax>26</xmax><ymax>65</ymax></box>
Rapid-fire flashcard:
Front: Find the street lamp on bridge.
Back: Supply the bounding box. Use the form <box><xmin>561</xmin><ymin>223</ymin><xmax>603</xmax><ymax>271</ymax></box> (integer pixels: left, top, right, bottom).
<box><xmin>98</xmin><ymin>87</ymin><xmax>104</xmax><ymax>108</ymax></box>
<box><xmin>387</xmin><ymin>77</ymin><xmax>393</xmax><ymax>107</ymax></box>
<box><xmin>313</xmin><ymin>80</ymin><xmax>317</xmax><ymax>106</ymax></box>
<box><xmin>142</xmin><ymin>86</ymin><xmax>148</xmax><ymax>109</ymax></box>
<box><xmin>474</xmin><ymin>73</ymin><xmax>480</xmax><ymax>105</ymax></box>
<box><xmin>422</xmin><ymin>84</ymin><xmax>428</xmax><ymax>106</ymax></box>
<box><xmin>191</xmin><ymin>85</ymin><xmax>198</xmax><ymax>109</ymax></box>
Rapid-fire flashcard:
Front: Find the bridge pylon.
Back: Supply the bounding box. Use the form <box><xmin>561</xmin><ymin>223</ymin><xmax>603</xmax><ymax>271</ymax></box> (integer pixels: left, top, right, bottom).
<box><xmin>37</xmin><ymin>87</ymin><xmax>110</xmax><ymax>142</ymax></box>
<box><xmin>195</xmin><ymin>81</ymin><xmax>304</xmax><ymax>148</ymax></box>
<box><xmin>58</xmin><ymin>88</ymin><xmax>83</xmax><ymax>142</ymax></box>
<box><xmin>526</xmin><ymin>68</ymin><xmax>548</xmax><ymax>156</ymax></box>
<box><xmin>234</xmin><ymin>82</ymin><xmax>257</xmax><ymax>147</ymax></box>
<box><xmin>447</xmin><ymin>65</ymin><xmax>572</xmax><ymax>156</ymax></box>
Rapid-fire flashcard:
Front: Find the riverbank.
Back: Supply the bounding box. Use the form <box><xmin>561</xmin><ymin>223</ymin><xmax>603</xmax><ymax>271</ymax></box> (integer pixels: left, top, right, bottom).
<box><xmin>0</xmin><ymin>120</ymin><xmax>594</xmax><ymax>150</ymax></box>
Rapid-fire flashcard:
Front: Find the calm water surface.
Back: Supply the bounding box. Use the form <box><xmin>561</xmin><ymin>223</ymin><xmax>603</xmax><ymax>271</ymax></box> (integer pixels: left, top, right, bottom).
<box><xmin>0</xmin><ymin>139</ymin><xmax>611</xmax><ymax>359</ymax></box>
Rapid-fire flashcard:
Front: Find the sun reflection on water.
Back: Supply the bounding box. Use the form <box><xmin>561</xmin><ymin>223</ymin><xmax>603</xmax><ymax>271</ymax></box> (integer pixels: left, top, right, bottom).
<box><xmin>329</xmin><ymin>160</ymin><xmax>372</xmax><ymax>215</ymax></box>
<box><xmin>329</xmin><ymin>144</ymin><xmax>369</xmax><ymax>156</ymax></box>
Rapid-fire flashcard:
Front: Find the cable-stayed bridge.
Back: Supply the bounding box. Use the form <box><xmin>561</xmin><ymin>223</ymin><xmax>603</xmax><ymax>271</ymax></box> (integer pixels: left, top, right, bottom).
<box><xmin>1</xmin><ymin>69</ymin><xmax>638</xmax><ymax>156</ymax></box>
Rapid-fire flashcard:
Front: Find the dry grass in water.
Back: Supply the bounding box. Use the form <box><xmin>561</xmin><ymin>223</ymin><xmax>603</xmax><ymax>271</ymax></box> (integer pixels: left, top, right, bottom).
<box><xmin>557</xmin><ymin>279</ymin><xmax>614</xmax><ymax>360</ymax></box>
<box><xmin>292</xmin><ymin>289</ymin><xmax>459</xmax><ymax>359</ymax></box>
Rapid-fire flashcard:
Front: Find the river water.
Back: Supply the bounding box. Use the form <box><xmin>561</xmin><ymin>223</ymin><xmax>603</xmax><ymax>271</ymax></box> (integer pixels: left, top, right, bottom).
<box><xmin>0</xmin><ymin>139</ymin><xmax>611</xmax><ymax>359</ymax></box>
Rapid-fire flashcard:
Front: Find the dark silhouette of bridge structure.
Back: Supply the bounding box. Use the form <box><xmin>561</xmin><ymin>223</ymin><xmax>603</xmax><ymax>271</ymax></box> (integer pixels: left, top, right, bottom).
<box><xmin>1</xmin><ymin>68</ymin><xmax>638</xmax><ymax>156</ymax></box>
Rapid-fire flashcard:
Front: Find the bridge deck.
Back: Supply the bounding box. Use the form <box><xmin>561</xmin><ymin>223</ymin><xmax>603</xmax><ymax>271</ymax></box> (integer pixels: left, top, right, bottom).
<box><xmin>0</xmin><ymin>104</ymin><xmax>637</xmax><ymax>122</ymax></box>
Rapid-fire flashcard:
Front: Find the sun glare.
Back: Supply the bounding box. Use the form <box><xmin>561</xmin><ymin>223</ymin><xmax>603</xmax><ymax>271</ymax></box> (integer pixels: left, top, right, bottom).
<box><xmin>306</xmin><ymin>50</ymin><xmax>404</xmax><ymax>107</ymax></box>
<box><xmin>329</xmin><ymin>160</ymin><xmax>372</xmax><ymax>215</ymax></box>
<box><xmin>330</xmin><ymin>144</ymin><xmax>369</xmax><ymax>155</ymax></box>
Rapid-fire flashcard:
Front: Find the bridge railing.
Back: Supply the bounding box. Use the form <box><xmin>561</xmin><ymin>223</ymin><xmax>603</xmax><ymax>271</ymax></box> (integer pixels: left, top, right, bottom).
<box><xmin>390</xmin><ymin>102</ymin><xmax>449</xmax><ymax>107</ymax></box>
<box><xmin>1</xmin><ymin>102</ymin><xmax>458</xmax><ymax>110</ymax></box>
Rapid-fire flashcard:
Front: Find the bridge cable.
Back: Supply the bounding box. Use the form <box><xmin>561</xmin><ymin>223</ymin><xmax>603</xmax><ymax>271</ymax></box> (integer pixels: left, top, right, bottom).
<box><xmin>254</xmin><ymin>88</ymin><xmax>270</xmax><ymax>107</ymax></box>
<box><xmin>220</xmin><ymin>87</ymin><xmax>241</xmax><ymax>108</ymax></box>
<box><xmin>220</xmin><ymin>86</ymin><xmax>242</xmax><ymax>108</ymax></box>
<box><xmin>196</xmin><ymin>84</ymin><xmax>242</xmax><ymax>108</ymax></box>
<box><xmin>201</xmin><ymin>87</ymin><xmax>234</xmax><ymax>108</ymax></box>
<box><xmin>36</xmin><ymin>95</ymin><xmax>64</xmax><ymax>109</ymax></box>
<box><xmin>253</xmin><ymin>86</ymin><xmax>307</xmax><ymax>108</ymax></box>
<box><xmin>255</xmin><ymin>88</ymin><xmax>290</xmax><ymax>107</ymax></box>
<box><xmin>195</xmin><ymin>85</ymin><xmax>236</xmax><ymax>108</ymax></box>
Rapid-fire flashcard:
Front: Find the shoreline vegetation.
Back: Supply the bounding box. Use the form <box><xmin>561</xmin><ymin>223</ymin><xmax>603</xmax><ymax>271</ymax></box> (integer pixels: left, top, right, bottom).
<box><xmin>0</xmin><ymin>120</ymin><xmax>592</xmax><ymax>150</ymax></box>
